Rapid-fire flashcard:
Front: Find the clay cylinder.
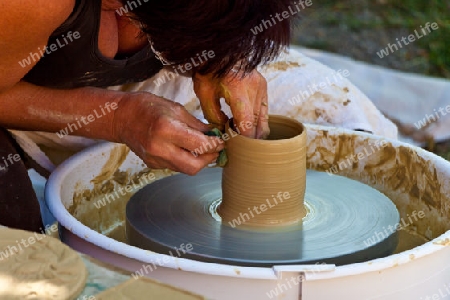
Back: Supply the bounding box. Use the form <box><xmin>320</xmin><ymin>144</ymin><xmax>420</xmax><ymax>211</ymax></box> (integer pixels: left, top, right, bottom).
<box><xmin>219</xmin><ymin>115</ymin><xmax>307</xmax><ymax>228</ymax></box>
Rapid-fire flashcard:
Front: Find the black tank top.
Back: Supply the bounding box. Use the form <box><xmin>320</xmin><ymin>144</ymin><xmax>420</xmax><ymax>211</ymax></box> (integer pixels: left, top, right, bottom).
<box><xmin>23</xmin><ymin>0</ymin><xmax>163</xmax><ymax>89</ymax></box>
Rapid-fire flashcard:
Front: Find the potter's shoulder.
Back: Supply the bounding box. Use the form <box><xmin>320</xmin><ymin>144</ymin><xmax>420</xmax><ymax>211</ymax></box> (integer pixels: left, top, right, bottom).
<box><xmin>3</xmin><ymin>0</ymin><xmax>75</xmax><ymax>31</ymax></box>
<box><xmin>0</xmin><ymin>0</ymin><xmax>77</xmax><ymax>88</ymax></box>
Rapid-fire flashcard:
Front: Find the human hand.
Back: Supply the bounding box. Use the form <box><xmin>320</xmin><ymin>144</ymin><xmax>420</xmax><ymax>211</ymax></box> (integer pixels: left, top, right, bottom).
<box><xmin>112</xmin><ymin>92</ymin><xmax>224</xmax><ymax>175</ymax></box>
<box><xmin>193</xmin><ymin>69</ymin><xmax>270</xmax><ymax>139</ymax></box>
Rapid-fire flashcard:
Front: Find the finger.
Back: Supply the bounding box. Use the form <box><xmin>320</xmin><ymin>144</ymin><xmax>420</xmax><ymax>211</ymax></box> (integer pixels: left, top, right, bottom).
<box><xmin>227</xmin><ymin>92</ymin><xmax>256</xmax><ymax>138</ymax></box>
<box><xmin>175</xmin><ymin>104</ymin><xmax>211</xmax><ymax>133</ymax></box>
<box><xmin>167</xmin><ymin>121</ymin><xmax>224</xmax><ymax>154</ymax></box>
<box><xmin>256</xmin><ymin>87</ymin><xmax>270</xmax><ymax>139</ymax></box>
<box><xmin>141</xmin><ymin>158</ymin><xmax>167</xmax><ymax>171</ymax></box>
<box><xmin>167</xmin><ymin>147</ymin><xmax>219</xmax><ymax>175</ymax></box>
<box><xmin>193</xmin><ymin>80</ymin><xmax>228</xmax><ymax>127</ymax></box>
<box><xmin>142</xmin><ymin>144</ymin><xmax>218</xmax><ymax>175</ymax></box>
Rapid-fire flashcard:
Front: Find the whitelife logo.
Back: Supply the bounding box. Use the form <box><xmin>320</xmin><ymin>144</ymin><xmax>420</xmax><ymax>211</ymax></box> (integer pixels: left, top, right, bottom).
<box><xmin>131</xmin><ymin>243</ymin><xmax>194</xmax><ymax>279</ymax></box>
<box><xmin>250</xmin><ymin>0</ymin><xmax>313</xmax><ymax>35</ymax></box>
<box><xmin>363</xmin><ymin>210</ymin><xmax>425</xmax><ymax>247</ymax></box>
<box><xmin>326</xmin><ymin>140</ymin><xmax>388</xmax><ymax>176</ymax></box>
<box><xmin>18</xmin><ymin>31</ymin><xmax>81</xmax><ymax>68</ymax></box>
<box><xmin>93</xmin><ymin>173</ymin><xmax>156</xmax><ymax>209</ymax></box>
<box><xmin>376</xmin><ymin>22</ymin><xmax>439</xmax><ymax>58</ymax></box>
<box><xmin>0</xmin><ymin>153</ymin><xmax>21</xmax><ymax>171</ymax></box>
<box><xmin>191</xmin><ymin>121</ymin><xmax>253</xmax><ymax>157</ymax></box>
<box><xmin>228</xmin><ymin>192</ymin><xmax>291</xmax><ymax>228</ymax></box>
<box><xmin>288</xmin><ymin>69</ymin><xmax>350</xmax><ymax>106</ymax></box>
<box><xmin>115</xmin><ymin>0</ymin><xmax>148</xmax><ymax>16</ymax></box>
<box><xmin>0</xmin><ymin>224</ymin><xmax>58</xmax><ymax>261</ymax></box>
<box><xmin>56</xmin><ymin>102</ymin><xmax>118</xmax><ymax>138</ymax></box>
<box><xmin>153</xmin><ymin>50</ymin><xmax>216</xmax><ymax>87</ymax></box>
<box><xmin>414</xmin><ymin>104</ymin><xmax>450</xmax><ymax>129</ymax></box>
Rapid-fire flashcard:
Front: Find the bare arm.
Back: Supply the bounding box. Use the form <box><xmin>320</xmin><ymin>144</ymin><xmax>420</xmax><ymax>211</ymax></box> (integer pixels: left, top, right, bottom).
<box><xmin>0</xmin><ymin>0</ymin><xmax>123</xmax><ymax>139</ymax></box>
<box><xmin>0</xmin><ymin>0</ymin><xmax>223</xmax><ymax>175</ymax></box>
<box><xmin>0</xmin><ymin>1</ymin><xmax>118</xmax><ymax>137</ymax></box>
<box><xmin>0</xmin><ymin>82</ymin><xmax>224</xmax><ymax>175</ymax></box>
<box><xmin>0</xmin><ymin>82</ymin><xmax>122</xmax><ymax>141</ymax></box>
<box><xmin>0</xmin><ymin>0</ymin><xmax>75</xmax><ymax>91</ymax></box>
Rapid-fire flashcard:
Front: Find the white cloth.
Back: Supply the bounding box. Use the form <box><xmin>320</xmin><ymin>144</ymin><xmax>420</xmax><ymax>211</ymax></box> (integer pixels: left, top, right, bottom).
<box><xmin>299</xmin><ymin>46</ymin><xmax>450</xmax><ymax>143</ymax></box>
<box><xmin>10</xmin><ymin>48</ymin><xmax>398</xmax><ymax>172</ymax></box>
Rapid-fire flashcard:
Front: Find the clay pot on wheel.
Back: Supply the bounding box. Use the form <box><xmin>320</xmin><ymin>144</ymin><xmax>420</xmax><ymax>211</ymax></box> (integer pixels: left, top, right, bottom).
<box><xmin>219</xmin><ymin>115</ymin><xmax>307</xmax><ymax>228</ymax></box>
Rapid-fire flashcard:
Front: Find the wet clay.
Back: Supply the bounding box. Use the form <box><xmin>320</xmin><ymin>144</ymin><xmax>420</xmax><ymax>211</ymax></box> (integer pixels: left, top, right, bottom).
<box><xmin>96</xmin><ymin>277</ymin><xmax>205</xmax><ymax>299</ymax></box>
<box><xmin>0</xmin><ymin>227</ymin><xmax>87</xmax><ymax>300</ymax></box>
<box><xmin>69</xmin><ymin>144</ymin><xmax>173</xmax><ymax>236</ymax></box>
<box><xmin>219</xmin><ymin>115</ymin><xmax>307</xmax><ymax>227</ymax></box>
<box><xmin>306</xmin><ymin>128</ymin><xmax>450</xmax><ymax>240</ymax></box>
<box><xmin>91</xmin><ymin>144</ymin><xmax>130</xmax><ymax>185</ymax></box>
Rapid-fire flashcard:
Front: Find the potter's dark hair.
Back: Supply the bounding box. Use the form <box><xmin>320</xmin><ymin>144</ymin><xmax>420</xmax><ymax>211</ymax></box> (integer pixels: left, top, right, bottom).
<box><xmin>129</xmin><ymin>0</ymin><xmax>299</xmax><ymax>77</ymax></box>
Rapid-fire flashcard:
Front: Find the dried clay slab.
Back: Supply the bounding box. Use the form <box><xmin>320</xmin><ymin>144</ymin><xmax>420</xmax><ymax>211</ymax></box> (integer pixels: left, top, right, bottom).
<box><xmin>96</xmin><ymin>277</ymin><xmax>205</xmax><ymax>300</ymax></box>
<box><xmin>0</xmin><ymin>226</ymin><xmax>87</xmax><ymax>300</ymax></box>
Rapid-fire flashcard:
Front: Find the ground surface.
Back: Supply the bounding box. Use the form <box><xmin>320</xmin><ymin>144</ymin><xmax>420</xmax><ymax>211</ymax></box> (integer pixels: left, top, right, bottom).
<box><xmin>291</xmin><ymin>0</ymin><xmax>450</xmax><ymax>159</ymax></box>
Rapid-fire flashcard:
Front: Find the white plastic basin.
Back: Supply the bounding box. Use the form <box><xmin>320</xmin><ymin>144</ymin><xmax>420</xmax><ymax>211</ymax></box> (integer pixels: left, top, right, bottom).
<box><xmin>46</xmin><ymin>125</ymin><xmax>450</xmax><ymax>300</ymax></box>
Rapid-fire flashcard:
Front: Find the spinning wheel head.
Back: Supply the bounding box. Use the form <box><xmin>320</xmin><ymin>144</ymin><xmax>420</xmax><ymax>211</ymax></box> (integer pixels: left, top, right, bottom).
<box><xmin>126</xmin><ymin>168</ymin><xmax>399</xmax><ymax>267</ymax></box>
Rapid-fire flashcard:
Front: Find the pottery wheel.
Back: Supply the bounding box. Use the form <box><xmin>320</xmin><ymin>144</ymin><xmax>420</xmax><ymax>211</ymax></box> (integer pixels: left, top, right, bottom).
<box><xmin>126</xmin><ymin>168</ymin><xmax>399</xmax><ymax>267</ymax></box>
